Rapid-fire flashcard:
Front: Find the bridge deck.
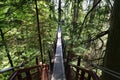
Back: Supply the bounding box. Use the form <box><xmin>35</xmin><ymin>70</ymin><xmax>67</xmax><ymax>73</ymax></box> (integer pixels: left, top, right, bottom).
<box><xmin>51</xmin><ymin>27</ymin><xmax>66</xmax><ymax>80</ymax></box>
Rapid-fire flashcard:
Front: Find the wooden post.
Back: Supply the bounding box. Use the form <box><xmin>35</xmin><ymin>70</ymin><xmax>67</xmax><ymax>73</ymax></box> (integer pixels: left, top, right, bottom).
<box><xmin>36</xmin><ymin>56</ymin><xmax>41</xmax><ymax>80</ymax></box>
<box><xmin>41</xmin><ymin>64</ymin><xmax>49</xmax><ymax>80</ymax></box>
<box><xmin>26</xmin><ymin>70</ymin><xmax>32</xmax><ymax>80</ymax></box>
<box><xmin>66</xmin><ymin>51</ymin><xmax>71</xmax><ymax>80</ymax></box>
<box><xmin>48</xmin><ymin>51</ymin><xmax>53</xmax><ymax>72</ymax></box>
<box><xmin>67</xmin><ymin>65</ymin><xmax>71</xmax><ymax>80</ymax></box>
<box><xmin>75</xmin><ymin>56</ymin><xmax>81</xmax><ymax>80</ymax></box>
<box><xmin>80</xmin><ymin>70</ymin><xmax>85</xmax><ymax>80</ymax></box>
<box><xmin>17</xmin><ymin>73</ymin><xmax>22</xmax><ymax>80</ymax></box>
<box><xmin>87</xmin><ymin>73</ymin><xmax>91</xmax><ymax>80</ymax></box>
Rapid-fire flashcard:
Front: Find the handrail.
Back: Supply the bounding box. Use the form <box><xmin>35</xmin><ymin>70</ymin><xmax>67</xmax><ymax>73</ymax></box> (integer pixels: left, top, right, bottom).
<box><xmin>0</xmin><ymin>67</ymin><xmax>14</xmax><ymax>74</ymax></box>
<box><xmin>8</xmin><ymin>65</ymin><xmax>42</xmax><ymax>80</ymax></box>
<box><xmin>83</xmin><ymin>58</ymin><xmax>120</xmax><ymax>79</ymax></box>
<box><xmin>9</xmin><ymin>56</ymin><xmax>49</xmax><ymax>80</ymax></box>
<box><xmin>0</xmin><ymin>62</ymin><xmax>24</xmax><ymax>74</ymax></box>
<box><xmin>9</xmin><ymin>71</ymin><xmax>18</xmax><ymax>80</ymax></box>
<box><xmin>0</xmin><ymin>55</ymin><xmax>41</xmax><ymax>74</ymax></box>
<box><xmin>91</xmin><ymin>63</ymin><xmax>120</xmax><ymax>79</ymax></box>
<box><xmin>69</xmin><ymin>64</ymin><xmax>100</xmax><ymax>80</ymax></box>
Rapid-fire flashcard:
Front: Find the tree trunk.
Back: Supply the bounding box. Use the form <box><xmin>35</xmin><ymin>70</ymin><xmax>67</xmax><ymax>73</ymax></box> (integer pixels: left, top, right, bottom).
<box><xmin>102</xmin><ymin>0</ymin><xmax>120</xmax><ymax>80</ymax></box>
<box><xmin>72</xmin><ymin>0</ymin><xmax>79</xmax><ymax>36</ymax></box>
<box><xmin>58</xmin><ymin>0</ymin><xmax>61</xmax><ymax>24</ymax></box>
<box><xmin>89</xmin><ymin>0</ymin><xmax>98</xmax><ymax>23</ymax></box>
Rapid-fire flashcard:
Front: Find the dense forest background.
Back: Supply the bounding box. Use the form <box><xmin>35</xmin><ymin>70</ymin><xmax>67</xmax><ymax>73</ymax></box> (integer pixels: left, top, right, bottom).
<box><xmin>0</xmin><ymin>0</ymin><xmax>117</xmax><ymax>80</ymax></box>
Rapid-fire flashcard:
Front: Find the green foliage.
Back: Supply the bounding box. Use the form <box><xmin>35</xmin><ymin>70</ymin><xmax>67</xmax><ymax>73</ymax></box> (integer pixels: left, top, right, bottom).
<box><xmin>62</xmin><ymin>0</ymin><xmax>110</xmax><ymax>71</ymax></box>
<box><xmin>0</xmin><ymin>0</ymin><xmax>57</xmax><ymax>79</ymax></box>
<box><xmin>0</xmin><ymin>0</ymin><xmax>111</xmax><ymax>79</ymax></box>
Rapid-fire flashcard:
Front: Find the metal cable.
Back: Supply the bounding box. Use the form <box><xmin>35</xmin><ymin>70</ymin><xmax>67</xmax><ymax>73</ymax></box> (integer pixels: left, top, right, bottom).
<box><xmin>85</xmin><ymin>60</ymin><xmax>120</xmax><ymax>79</ymax></box>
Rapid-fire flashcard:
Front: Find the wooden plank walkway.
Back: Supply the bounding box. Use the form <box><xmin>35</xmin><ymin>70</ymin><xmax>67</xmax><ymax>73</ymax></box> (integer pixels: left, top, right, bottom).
<box><xmin>51</xmin><ymin>27</ymin><xmax>66</xmax><ymax>80</ymax></box>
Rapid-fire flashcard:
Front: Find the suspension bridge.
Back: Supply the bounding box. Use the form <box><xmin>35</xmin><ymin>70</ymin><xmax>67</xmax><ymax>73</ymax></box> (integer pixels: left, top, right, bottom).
<box><xmin>5</xmin><ymin>26</ymin><xmax>120</xmax><ymax>80</ymax></box>
<box><xmin>0</xmin><ymin>0</ymin><xmax>120</xmax><ymax>80</ymax></box>
<box><xmin>7</xmin><ymin>26</ymin><xmax>100</xmax><ymax>80</ymax></box>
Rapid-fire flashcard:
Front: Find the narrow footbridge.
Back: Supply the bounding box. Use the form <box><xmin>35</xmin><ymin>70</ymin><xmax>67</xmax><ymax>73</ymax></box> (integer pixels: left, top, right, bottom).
<box><xmin>7</xmin><ymin>27</ymin><xmax>100</xmax><ymax>80</ymax></box>
<box><xmin>51</xmin><ymin>26</ymin><xmax>66</xmax><ymax>80</ymax></box>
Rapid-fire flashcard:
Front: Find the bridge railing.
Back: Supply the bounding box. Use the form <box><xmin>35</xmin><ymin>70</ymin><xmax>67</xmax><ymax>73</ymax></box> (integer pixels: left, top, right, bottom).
<box><xmin>66</xmin><ymin>56</ymin><xmax>100</xmax><ymax>80</ymax></box>
<box><xmin>8</xmin><ymin>57</ymin><xmax>49</xmax><ymax>80</ymax></box>
<box><xmin>8</xmin><ymin>65</ymin><xmax>42</xmax><ymax>80</ymax></box>
<box><xmin>67</xmin><ymin>64</ymin><xmax>100</xmax><ymax>80</ymax></box>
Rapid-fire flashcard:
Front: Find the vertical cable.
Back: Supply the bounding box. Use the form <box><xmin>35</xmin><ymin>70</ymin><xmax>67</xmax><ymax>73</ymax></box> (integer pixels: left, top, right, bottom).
<box><xmin>0</xmin><ymin>28</ymin><xmax>14</xmax><ymax>70</ymax></box>
<box><xmin>35</xmin><ymin>0</ymin><xmax>43</xmax><ymax>63</ymax></box>
<box><xmin>58</xmin><ymin>0</ymin><xmax>61</xmax><ymax>25</ymax></box>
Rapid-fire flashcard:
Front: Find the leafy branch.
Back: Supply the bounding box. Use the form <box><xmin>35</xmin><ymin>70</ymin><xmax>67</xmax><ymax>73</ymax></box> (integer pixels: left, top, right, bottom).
<box><xmin>77</xmin><ymin>0</ymin><xmax>102</xmax><ymax>39</ymax></box>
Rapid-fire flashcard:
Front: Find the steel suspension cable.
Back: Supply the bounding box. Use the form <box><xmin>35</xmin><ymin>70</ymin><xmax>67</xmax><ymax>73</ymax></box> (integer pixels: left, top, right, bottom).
<box><xmin>35</xmin><ymin>0</ymin><xmax>43</xmax><ymax>63</ymax></box>
<box><xmin>94</xmin><ymin>65</ymin><xmax>120</xmax><ymax>79</ymax></box>
<box><xmin>0</xmin><ymin>29</ymin><xmax>14</xmax><ymax>70</ymax></box>
<box><xmin>83</xmin><ymin>59</ymin><xmax>120</xmax><ymax>79</ymax></box>
<box><xmin>58</xmin><ymin>0</ymin><xmax>61</xmax><ymax>25</ymax></box>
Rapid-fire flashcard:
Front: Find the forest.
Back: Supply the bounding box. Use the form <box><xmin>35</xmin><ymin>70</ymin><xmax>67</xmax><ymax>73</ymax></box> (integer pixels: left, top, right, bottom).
<box><xmin>0</xmin><ymin>0</ymin><xmax>120</xmax><ymax>80</ymax></box>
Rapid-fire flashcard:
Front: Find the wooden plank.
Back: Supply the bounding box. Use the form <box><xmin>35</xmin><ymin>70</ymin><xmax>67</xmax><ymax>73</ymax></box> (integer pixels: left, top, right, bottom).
<box><xmin>51</xmin><ymin>27</ymin><xmax>66</xmax><ymax>80</ymax></box>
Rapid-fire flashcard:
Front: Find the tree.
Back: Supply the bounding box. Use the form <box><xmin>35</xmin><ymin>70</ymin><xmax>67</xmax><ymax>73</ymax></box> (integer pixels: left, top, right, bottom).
<box><xmin>102</xmin><ymin>0</ymin><xmax>120</xmax><ymax>80</ymax></box>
